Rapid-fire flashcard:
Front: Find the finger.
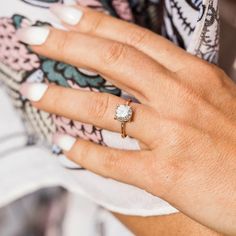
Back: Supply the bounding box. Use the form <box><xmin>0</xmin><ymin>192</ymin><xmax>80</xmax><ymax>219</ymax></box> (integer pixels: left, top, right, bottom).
<box><xmin>20</xmin><ymin>83</ymin><xmax>157</xmax><ymax>144</ymax></box>
<box><xmin>53</xmin><ymin>133</ymin><xmax>151</xmax><ymax>189</ymax></box>
<box><xmin>50</xmin><ymin>4</ymin><xmax>196</xmax><ymax>72</ymax></box>
<box><xmin>16</xmin><ymin>26</ymin><xmax>171</xmax><ymax>102</ymax></box>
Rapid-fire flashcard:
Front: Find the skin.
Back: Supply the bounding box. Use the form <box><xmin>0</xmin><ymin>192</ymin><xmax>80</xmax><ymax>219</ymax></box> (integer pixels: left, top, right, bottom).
<box><xmin>20</xmin><ymin>6</ymin><xmax>236</xmax><ymax>235</ymax></box>
<box><xmin>113</xmin><ymin>212</ymin><xmax>222</xmax><ymax>236</ymax></box>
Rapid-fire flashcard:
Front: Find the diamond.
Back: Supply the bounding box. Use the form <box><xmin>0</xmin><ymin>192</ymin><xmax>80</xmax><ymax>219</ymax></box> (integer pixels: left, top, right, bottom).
<box><xmin>115</xmin><ymin>104</ymin><xmax>133</xmax><ymax>122</ymax></box>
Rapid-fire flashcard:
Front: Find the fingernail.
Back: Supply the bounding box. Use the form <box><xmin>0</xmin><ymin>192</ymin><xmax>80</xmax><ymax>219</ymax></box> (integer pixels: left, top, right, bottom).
<box><xmin>16</xmin><ymin>26</ymin><xmax>50</xmax><ymax>45</ymax></box>
<box><xmin>50</xmin><ymin>4</ymin><xmax>83</xmax><ymax>26</ymax></box>
<box><xmin>20</xmin><ymin>83</ymin><xmax>48</xmax><ymax>102</ymax></box>
<box><xmin>78</xmin><ymin>68</ymin><xmax>98</xmax><ymax>76</ymax></box>
<box><xmin>53</xmin><ymin>133</ymin><xmax>76</xmax><ymax>152</ymax></box>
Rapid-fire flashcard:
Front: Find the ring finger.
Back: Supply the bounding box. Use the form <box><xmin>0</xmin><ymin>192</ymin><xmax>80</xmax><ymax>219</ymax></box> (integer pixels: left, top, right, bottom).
<box><xmin>20</xmin><ymin>83</ymin><xmax>157</xmax><ymax>145</ymax></box>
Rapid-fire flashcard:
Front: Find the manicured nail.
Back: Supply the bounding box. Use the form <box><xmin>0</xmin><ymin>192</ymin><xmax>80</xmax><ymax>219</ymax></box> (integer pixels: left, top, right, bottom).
<box><xmin>20</xmin><ymin>83</ymin><xmax>48</xmax><ymax>102</ymax></box>
<box><xmin>78</xmin><ymin>68</ymin><xmax>98</xmax><ymax>76</ymax></box>
<box><xmin>53</xmin><ymin>133</ymin><xmax>76</xmax><ymax>152</ymax></box>
<box><xmin>16</xmin><ymin>26</ymin><xmax>50</xmax><ymax>45</ymax></box>
<box><xmin>50</xmin><ymin>4</ymin><xmax>83</xmax><ymax>26</ymax></box>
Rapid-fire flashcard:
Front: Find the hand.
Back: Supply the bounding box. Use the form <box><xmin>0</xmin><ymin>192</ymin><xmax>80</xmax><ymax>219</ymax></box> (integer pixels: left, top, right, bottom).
<box><xmin>17</xmin><ymin>5</ymin><xmax>236</xmax><ymax>235</ymax></box>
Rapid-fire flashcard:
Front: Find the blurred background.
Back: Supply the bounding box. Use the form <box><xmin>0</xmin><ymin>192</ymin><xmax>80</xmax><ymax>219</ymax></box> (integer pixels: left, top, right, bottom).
<box><xmin>0</xmin><ymin>0</ymin><xmax>235</xmax><ymax>235</ymax></box>
<box><xmin>219</xmin><ymin>0</ymin><xmax>236</xmax><ymax>81</ymax></box>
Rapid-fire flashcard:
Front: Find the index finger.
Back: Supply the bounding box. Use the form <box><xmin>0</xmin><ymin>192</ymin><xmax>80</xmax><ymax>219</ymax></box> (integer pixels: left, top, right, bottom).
<box><xmin>50</xmin><ymin>4</ymin><xmax>196</xmax><ymax>72</ymax></box>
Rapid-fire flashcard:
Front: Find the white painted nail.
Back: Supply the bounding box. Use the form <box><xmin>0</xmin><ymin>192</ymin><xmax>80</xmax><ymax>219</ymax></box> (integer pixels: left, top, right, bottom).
<box><xmin>20</xmin><ymin>83</ymin><xmax>48</xmax><ymax>102</ymax></box>
<box><xmin>50</xmin><ymin>4</ymin><xmax>83</xmax><ymax>26</ymax></box>
<box><xmin>53</xmin><ymin>133</ymin><xmax>76</xmax><ymax>152</ymax></box>
<box><xmin>16</xmin><ymin>27</ymin><xmax>50</xmax><ymax>45</ymax></box>
<box><xmin>78</xmin><ymin>68</ymin><xmax>98</xmax><ymax>76</ymax></box>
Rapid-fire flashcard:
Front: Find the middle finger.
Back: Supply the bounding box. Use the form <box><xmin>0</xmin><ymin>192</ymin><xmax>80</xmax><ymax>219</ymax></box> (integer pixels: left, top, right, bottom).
<box><xmin>17</xmin><ymin>26</ymin><xmax>171</xmax><ymax>102</ymax></box>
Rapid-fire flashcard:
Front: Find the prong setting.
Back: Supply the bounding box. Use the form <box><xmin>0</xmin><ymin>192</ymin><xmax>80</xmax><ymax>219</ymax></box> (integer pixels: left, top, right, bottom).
<box><xmin>114</xmin><ymin>104</ymin><xmax>133</xmax><ymax>122</ymax></box>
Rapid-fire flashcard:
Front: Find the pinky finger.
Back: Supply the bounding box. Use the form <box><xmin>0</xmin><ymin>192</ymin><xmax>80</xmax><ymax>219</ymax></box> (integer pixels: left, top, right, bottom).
<box><xmin>53</xmin><ymin>133</ymin><xmax>151</xmax><ymax>189</ymax></box>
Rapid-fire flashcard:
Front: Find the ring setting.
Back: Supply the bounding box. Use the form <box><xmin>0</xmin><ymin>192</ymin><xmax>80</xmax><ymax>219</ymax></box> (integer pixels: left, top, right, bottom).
<box><xmin>114</xmin><ymin>99</ymin><xmax>133</xmax><ymax>138</ymax></box>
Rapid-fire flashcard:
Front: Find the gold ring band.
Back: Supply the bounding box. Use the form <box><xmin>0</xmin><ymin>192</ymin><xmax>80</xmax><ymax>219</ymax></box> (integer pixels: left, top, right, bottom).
<box><xmin>121</xmin><ymin>122</ymin><xmax>127</xmax><ymax>138</ymax></box>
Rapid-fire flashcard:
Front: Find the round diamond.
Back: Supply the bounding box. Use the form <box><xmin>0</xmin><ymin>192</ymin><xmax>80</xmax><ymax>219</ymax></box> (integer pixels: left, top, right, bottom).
<box><xmin>115</xmin><ymin>104</ymin><xmax>133</xmax><ymax>122</ymax></box>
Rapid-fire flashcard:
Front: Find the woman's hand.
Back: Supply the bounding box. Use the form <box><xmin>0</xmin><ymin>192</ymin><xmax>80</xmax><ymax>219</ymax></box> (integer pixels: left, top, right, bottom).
<box><xmin>17</xmin><ymin>5</ymin><xmax>236</xmax><ymax>235</ymax></box>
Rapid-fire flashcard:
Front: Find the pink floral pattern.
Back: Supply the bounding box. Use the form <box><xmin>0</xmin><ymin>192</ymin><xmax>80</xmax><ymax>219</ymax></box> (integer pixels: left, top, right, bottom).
<box><xmin>53</xmin><ymin>116</ymin><xmax>104</xmax><ymax>144</ymax></box>
<box><xmin>52</xmin><ymin>79</ymin><xmax>104</xmax><ymax>145</ymax></box>
<box><xmin>0</xmin><ymin>17</ymin><xmax>40</xmax><ymax>72</ymax></box>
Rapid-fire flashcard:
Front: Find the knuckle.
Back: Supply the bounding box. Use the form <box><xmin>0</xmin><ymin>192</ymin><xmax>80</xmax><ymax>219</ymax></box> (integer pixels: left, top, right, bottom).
<box><xmin>126</xmin><ymin>27</ymin><xmax>148</xmax><ymax>47</ymax></box>
<box><xmin>88</xmin><ymin>13</ymin><xmax>105</xmax><ymax>34</ymax></box>
<box><xmin>57</xmin><ymin>32</ymin><xmax>73</xmax><ymax>61</ymax></box>
<box><xmin>141</xmin><ymin>156</ymin><xmax>160</xmax><ymax>192</ymax></box>
<box><xmin>102</xmin><ymin>151</ymin><xmax>121</xmax><ymax>175</ymax></box>
<box><xmin>103</xmin><ymin>151</ymin><xmax>115</xmax><ymax>169</ymax></box>
<box><xmin>149</xmin><ymin>142</ymin><xmax>189</xmax><ymax>198</ymax></box>
<box><xmin>76</xmin><ymin>141</ymin><xmax>90</xmax><ymax>164</ymax></box>
<box><xmin>158</xmin><ymin>121</ymin><xmax>198</xmax><ymax>188</ymax></box>
<box><xmin>47</xmin><ymin>85</ymin><xmax>63</xmax><ymax>111</ymax></box>
<box><xmin>87</xmin><ymin>93</ymin><xmax>110</xmax><ymax>120</ymax></box>
<box><xmin>102</xmin><ymin>42</ymin><xmax>127</xmax><ymax>66</ymax></box>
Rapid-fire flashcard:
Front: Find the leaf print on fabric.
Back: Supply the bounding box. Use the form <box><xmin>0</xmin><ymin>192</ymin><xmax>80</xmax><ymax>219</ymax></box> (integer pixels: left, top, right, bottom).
<box><xmin>53</xmin><ymin>116</ymin><xmax>105</xmax><ymax>145</ymax></box>
<box><xmin>194</xmin><ymin>0</ymin><xmax>219</xmax><ymax>64</ymax></box>
<box><xmin>41</xmin><ymin>60</ymin><xmax>121</xmax><ymax>96</ymax></box>
<box><xmin>163</xmin><ymin>0</ymin><xmax>201</xmax><ymax>49</ymax></box>
<box><xmin>186</xmin><ymin>0</ymin><xmax>202</xmax><ymax>10</ymax></box>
